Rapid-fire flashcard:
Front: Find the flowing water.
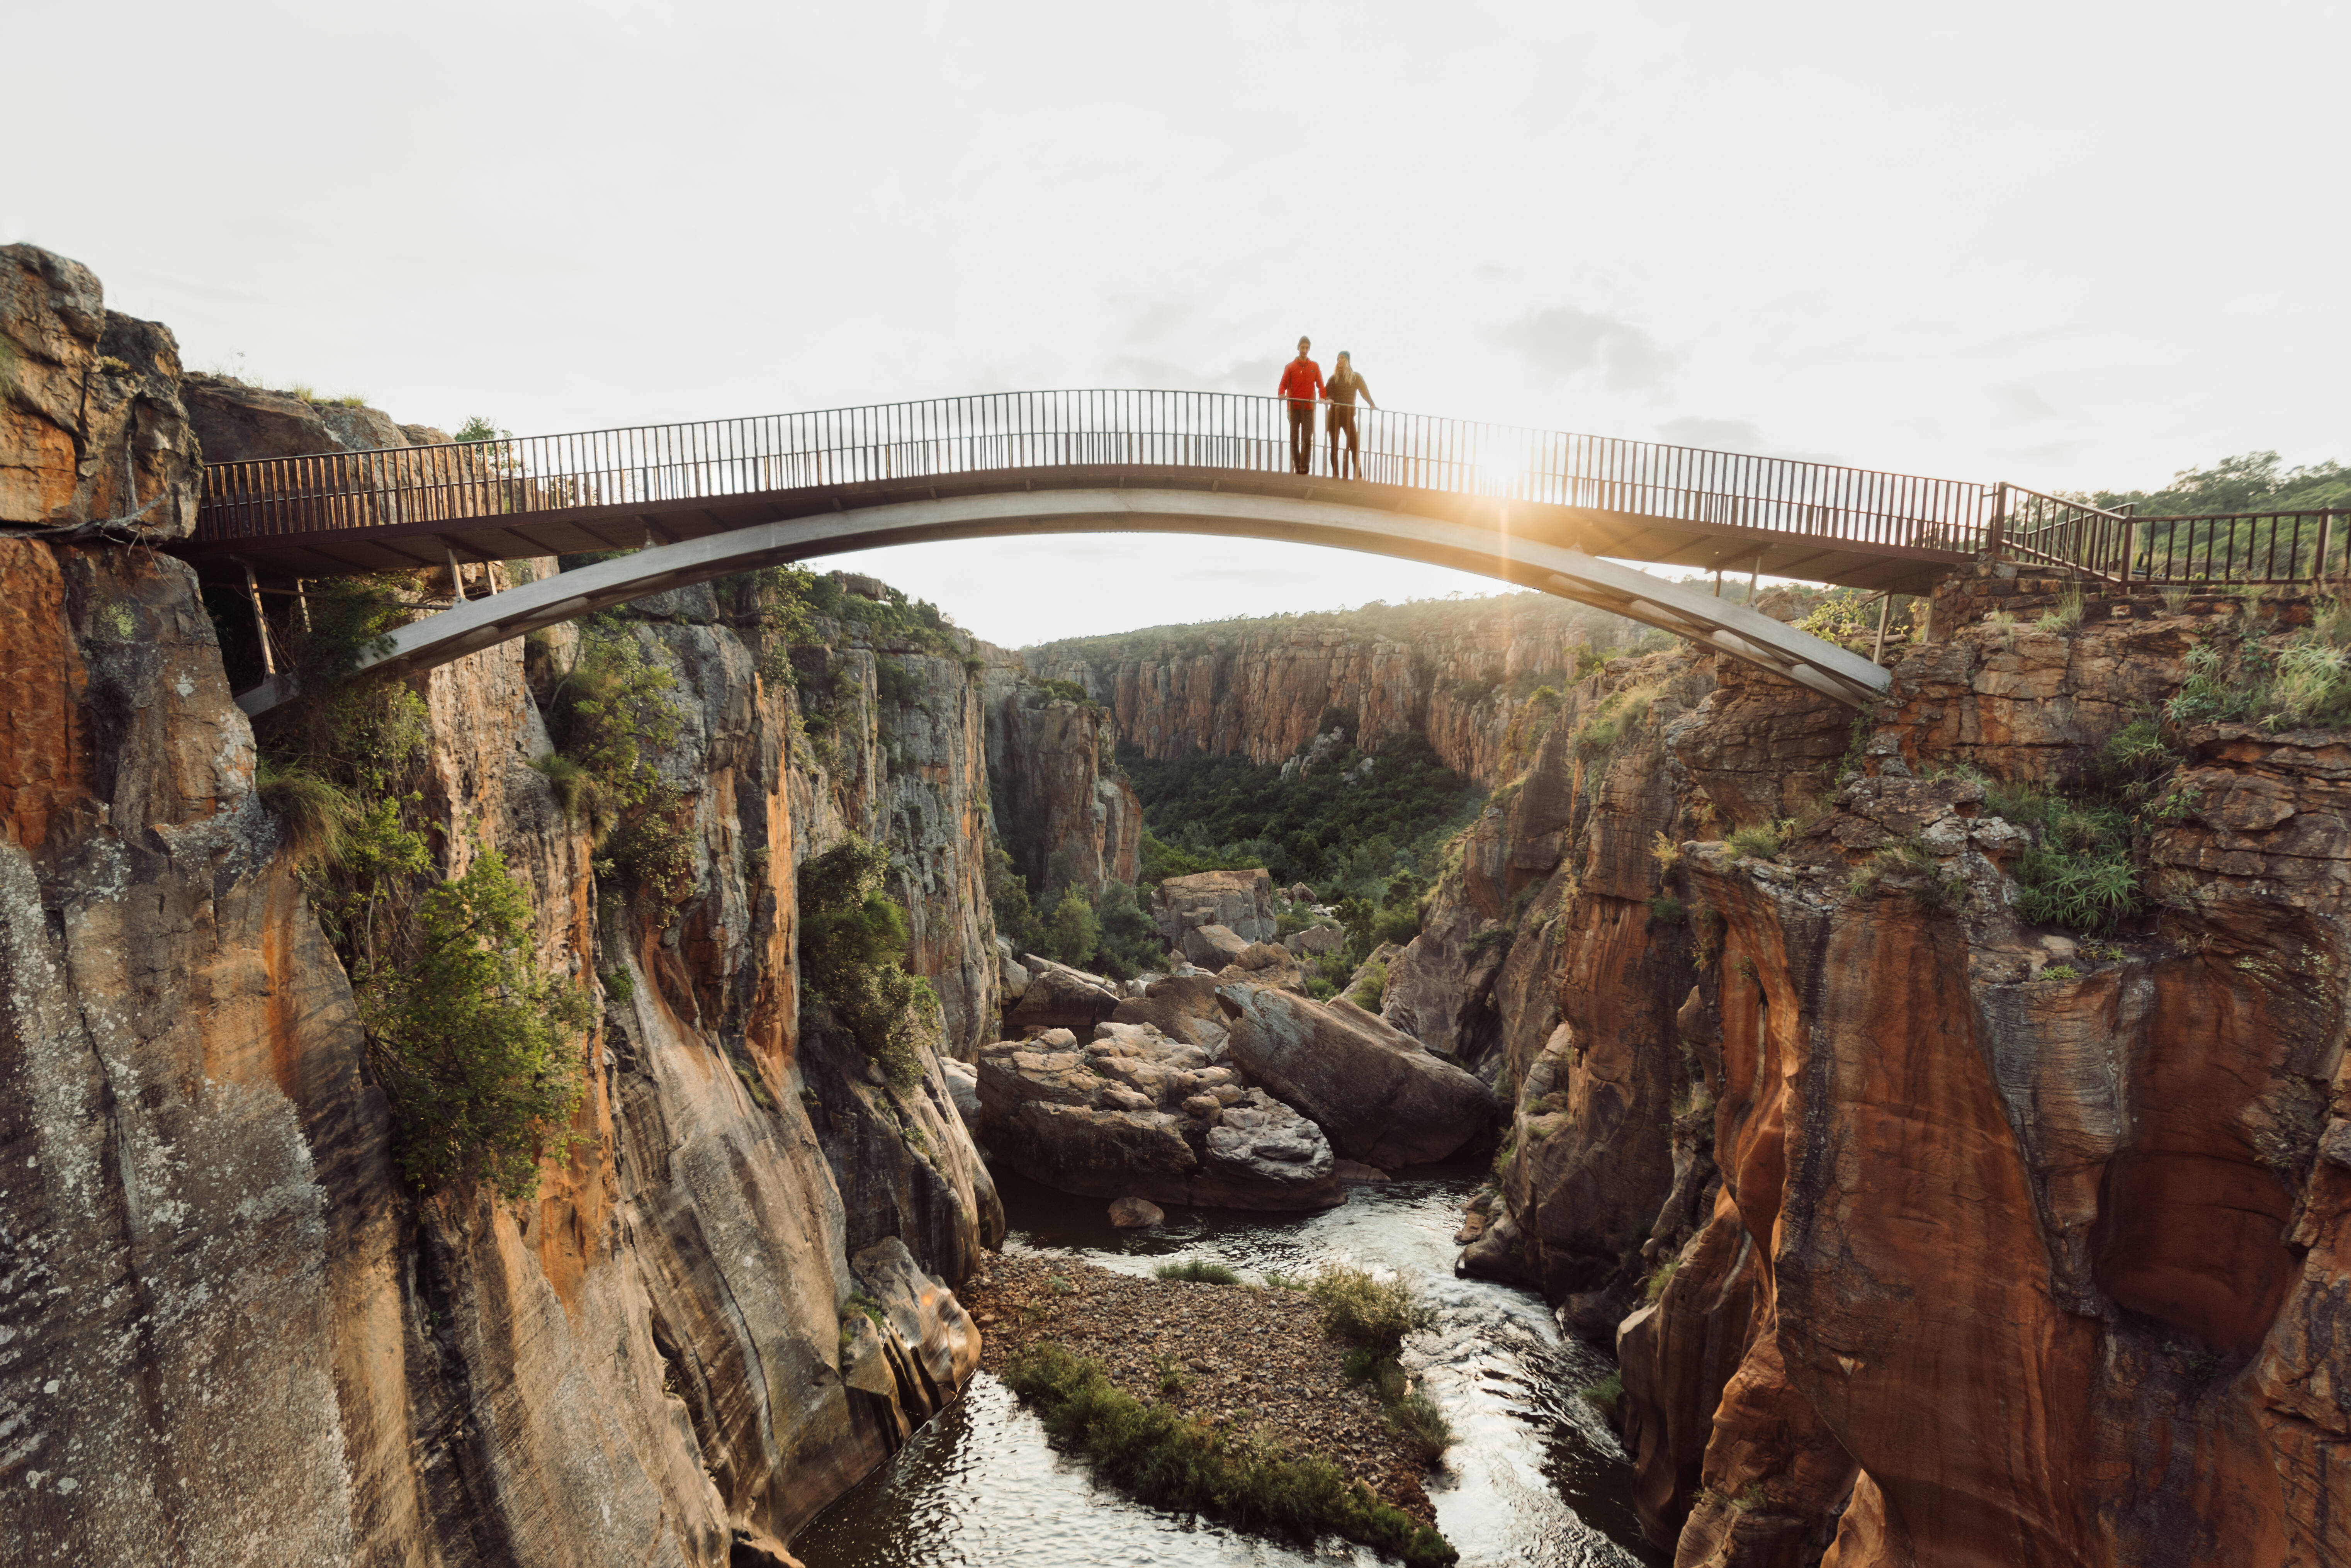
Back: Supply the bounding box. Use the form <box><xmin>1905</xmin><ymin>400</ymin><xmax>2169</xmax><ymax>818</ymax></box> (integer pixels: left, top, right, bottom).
<box><xmin>793</xmin><ymin>1159</ymin><xmax>1667</xmax><ymax>1568</ymax></box>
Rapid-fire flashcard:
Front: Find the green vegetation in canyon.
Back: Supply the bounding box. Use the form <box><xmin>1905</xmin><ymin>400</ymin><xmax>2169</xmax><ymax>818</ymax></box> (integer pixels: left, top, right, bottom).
<box><xmin>1002</xmin><ymin>1342</ymin><xmax>1457</xmax><ymax>1568</ymax></box>
<box><xmin>250</xmin><ymin>575</ymin><xmax>598</xmax><ymax>1200</ymax></box>
<box><xmin>1306</xmin><ymin>1267</ymin><xmax>1455</xmax><ymax>1466</ymax></box>
<box><xmin>357</xmin><ymin>849</ymin><xmax>596</xmax><ymax>1198</ymax></box>
<box><xmin>797</xmin><ymin>836</ymin><xmax>938</xmax><ymax>1088</ymax></box>
<box><xmin>1119</xmin><ymin>722</ymin><xmax>1482</xmax><ymax>899</ymax></box>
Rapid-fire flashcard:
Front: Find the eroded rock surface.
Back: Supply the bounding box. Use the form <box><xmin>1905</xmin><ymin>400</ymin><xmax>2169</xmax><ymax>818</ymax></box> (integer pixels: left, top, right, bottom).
<box><xmin>1219</xmin><ymin>984</ymin><xmax>1498</xmax><ymax>1168</ymax></box>
<box><xmin>976</xmin><ymin>1021</ymin><xmax>1340</xmax><ymax>1209</ymax></box>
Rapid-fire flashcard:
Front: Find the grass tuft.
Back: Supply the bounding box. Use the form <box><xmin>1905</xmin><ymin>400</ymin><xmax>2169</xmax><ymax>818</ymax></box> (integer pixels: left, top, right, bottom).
<box><xmin>1308</xmin><ymin>1266</ymin><xmax>1436</xmax><ymax>1353</ymax></box>
<box><xmin>1155</xmin><ymin>1259</ymin><xmax>1243</xmax><ymax>1286</ymax></box>
<box><xmin>1725</xmin><ymin>821</ymin><xmax>1788</xmax><ymax>861</ymax></box>
<box><xmin>255</xmin><ymin>757</ymin><xmax>359</xmax><ymax>868</ymax></box>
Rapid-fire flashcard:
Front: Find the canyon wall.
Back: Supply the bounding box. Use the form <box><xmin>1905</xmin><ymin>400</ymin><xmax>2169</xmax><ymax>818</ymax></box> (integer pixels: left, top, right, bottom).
<box><xmin>0</xmin><ymin>245</ymin><xmax>1106</xmax><ymax>1564</ymax></box>
<box><xmin>1026</xmin><ymin>596</ymin><xmax>1643</xmax><ymax>787</ymax></box>
<box><xmin>1403</xmin><ymin>595</ymin><xmax>2351</xmax><ymax>1566</ymax></box>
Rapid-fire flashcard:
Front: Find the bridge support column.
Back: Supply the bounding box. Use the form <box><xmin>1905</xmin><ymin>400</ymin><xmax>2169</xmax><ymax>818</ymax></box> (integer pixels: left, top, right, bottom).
<box><xmin>241</xmin><ymin>561</ymin><xmax>277</xmax><ymax>678</ymax></box>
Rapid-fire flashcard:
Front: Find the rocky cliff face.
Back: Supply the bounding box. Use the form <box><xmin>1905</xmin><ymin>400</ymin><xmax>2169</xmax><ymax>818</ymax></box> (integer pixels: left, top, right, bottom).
<box><xmin>1421</xmin><ymin>598</ymin><xmax>2351</xmax><ymax>1566</ymax></box>
<box><xmin>1026</xmin><ymin>596</ymin><xmax>1639</xmax><ymax>787</ymax></box>
<box><xmin>0</xmin><ymin>245</ymin><xmax>1073</xmax><ymax>1565</ymax></box>
<box><xmin>0</xmin><ymin>243</ymin><xmax>201</xmax><ymax>538</ymax></box>
<box><xmin>984</xmin><ymin>678</ymin><xmax>1140</xmax><ymax>897</ymax></box>
<box><xmin>0</xmin><ymin>530</ymin><xmax>1011</xmax><ymax>1563</ymax></box>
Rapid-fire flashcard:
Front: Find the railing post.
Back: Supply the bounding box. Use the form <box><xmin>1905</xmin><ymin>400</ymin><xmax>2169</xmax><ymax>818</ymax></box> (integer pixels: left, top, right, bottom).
<box><xmin>2317</xmin><ymin>509</ymin><xmax>2335</xmax><ymax>589</ymax></box>
<box><xmin>1988</xmin><ymin>482</ymin><xmax>2008</xmax><ymax>558</ymax></box>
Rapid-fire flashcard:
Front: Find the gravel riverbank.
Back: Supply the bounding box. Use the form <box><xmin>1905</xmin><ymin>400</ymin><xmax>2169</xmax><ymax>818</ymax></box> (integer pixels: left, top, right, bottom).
<box><xmin>961</xmin><ymin>1252</ymin><xmax>1437</xmax><ymax>1524</ymax></box>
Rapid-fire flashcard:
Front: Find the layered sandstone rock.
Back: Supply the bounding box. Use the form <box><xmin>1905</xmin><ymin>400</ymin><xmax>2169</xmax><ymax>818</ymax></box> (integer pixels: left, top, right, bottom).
<box><xmin>1218</xmin><ymin>984</ymin><xmax>1499</xmax><ymax>1168</ymax></box>
<box><xmin>1005</xmin><ymin>954</ymin><xmax>1127</xmax><ymax>1034</ymax></box>
<box><xmin>1544</xmin><ymin>608</ymin><xmax>2351</xmax><ymax>1566</ymax></box>
<box><xmin>1152</xmin><ymin>866</ymin><xmax>1276</xmax><ymax>952</ymax></box>
<box><xmin>987</xmin><ymin>681</ymin><xmax>1142</xmax><ymax>897</ymax></box>
<box><xmin>1026</xmin><ymin>595</ymin><xmax>1636</xmax><ymax>786</ymax></box>
<box><xmin>0</xmin><ymin>245</ymin><xmax>199</xmax><ymax>537</ymax></box>
<box><xmin>975</xmin><ymin>1021</ymin><xmax>1341</xmax><ymax>1210</ymax></box>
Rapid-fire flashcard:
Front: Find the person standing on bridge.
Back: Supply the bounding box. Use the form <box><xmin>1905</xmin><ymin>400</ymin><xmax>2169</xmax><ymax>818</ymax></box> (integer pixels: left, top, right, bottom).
<box><xmin>1325</xmin><ymin>351</ymin><xmax>1375</xmax><ymax>479</ymax></box>
<box><xmin>1276</xmin><ymin>336</ymin><xmax>1324</xmax><ymax>475</ymax></box>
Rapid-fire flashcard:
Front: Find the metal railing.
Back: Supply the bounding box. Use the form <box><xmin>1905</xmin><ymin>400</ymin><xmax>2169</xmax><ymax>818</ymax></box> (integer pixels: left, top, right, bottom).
<box><xmin>1994</xmin><ymin>482</ymin><xmax>2349</xmax><ymax>586</ymax></box>
<box><xmin>192</xmin><ymin>389</ymin><xmax>1996</xmax><ymax>554</ymax></box>
<box><xmin>2130</xmin><ymin>510</ymin><xmax>2347</xmax><ymax>585</ymax></box>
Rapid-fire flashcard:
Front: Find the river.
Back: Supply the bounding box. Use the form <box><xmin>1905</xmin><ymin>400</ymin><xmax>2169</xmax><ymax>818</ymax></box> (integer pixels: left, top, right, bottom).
<box><xmin>793</xmin><ymin>1159</ymin><xmax>1668</xmax><ymax>1567</ymax></box>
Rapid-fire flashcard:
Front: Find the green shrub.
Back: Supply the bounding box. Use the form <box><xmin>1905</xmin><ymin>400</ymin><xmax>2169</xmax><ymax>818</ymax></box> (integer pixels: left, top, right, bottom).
<box><xmin>1092</xmin><ymin>879</ymin><xmax>1167</xmax><ymax>979</ymax></box>
<box><xmin>1003</xmin><ymin>1343</ymin><xmax>1457</xmax><ymax>1567</ymax></box>
<box><xmin>1724</xmin><ymin>822</ymin><xmax>1787</xmax><ymax>860</ymax></box>
<box><xmin>1308</xmin><ymin>1266</ymin><xmax>1435</xmax><ymax>1353</ymax></box>
<box><xmin>1648</xmin><ymin>895</ymin><xmax>1687</xmax><ymax>924</ymax></box>
<box><xmin>1579</xmin><ymin>1372</ymin><xmax>1624</xmax><ymax>1420</ymax></box>
<box><xmin>1155</xmin><ymin>1259</ymin><xmax>1242</xmax><ymax>1286</ymax></box>
<box><xmin>1347</xmin><ymin>960</ymin><xmax>1388</xmax><ymax>1012</ymax></box>
<box><xmin>1642</xmin><ymin>1255</ymin><xmax>1682</xmax><ymax>1303</ymax></box>
<box><xmin>985</xmin><ymin>836</ymin><xmax>1038</xmax><ymax>951</ymax></box>
<box><xmin>1038</xmin><ymin>885</ymin><xmax>1101</xmax><ymax>968</ymax></box>
<box><xmin>356</xmin><ymin>849</ymin><xmax>594</xmax><ymax>1198</ymax></box>
<box><xmin>1035</xmin><ymin>677</ymin><xmax>1092</xmax><ymax>705</ymax></box>
<box><xmin>2039</xmin><ymin>963</ymin><xmax>2081</xmax><ymax>981</ymax></box>
<box><xmin>2166</xmin><ymin>607</ymin><xmax>2351</xmax><ymax>734</ymax></box>
<box><xmin>797</xmin><ymin>837</ymin><xmax>936</xmax><ymax>1087</ymax></box>
<box><xmin>1462</xmin><ymin>927</ymin><xmax>1512</xmax><ymax>962</ymax></box>
<box><xmin>1986</xmin><ymin>779</ymin><xmax>2144</xmax><ymax>932</ymax></box>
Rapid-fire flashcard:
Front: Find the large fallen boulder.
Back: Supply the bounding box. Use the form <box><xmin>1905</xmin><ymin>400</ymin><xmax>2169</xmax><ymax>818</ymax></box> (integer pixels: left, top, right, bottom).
<box><xmin>1005</xmin><ymin>955</ymin><xmax>1123</xmax><ymax>1034</ymax></box>
<box><xmin>976</xmin><ymin>1021</ymin><xmax>1341</xmax><ymax>1210</ymax></box>
<box><xmin>1153</xmin><ymin>869</ymin><xmax>1276</xmax><ymax>954</ymax></box>
<box><xmin>1217</xmin><ymin>984</ymin><xmax>1500</xmax><ymax>1168</ymax></box>
<box><xmin>1184</xmin><ymin>922</ymin><xmax>1254</xmax><ymax>968</ymax></box>
<box><xmin>1109</xmin><ymin>973</ymin><xmax>1232</xmax><ymax>1055</ymax></box>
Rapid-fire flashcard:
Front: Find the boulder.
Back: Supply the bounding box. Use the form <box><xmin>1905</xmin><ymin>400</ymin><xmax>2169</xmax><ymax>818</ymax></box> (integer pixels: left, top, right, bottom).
<box><xmin>1183</xmin><ymin>922</ymin><xmax>1254</xmax><ymax>968</ymax></box>
<box><xmin>1109</xmin><ymin>974</ymin><xmax>1232</xmax><ymax>1056</ymax></box>
<box><xmin>1336</xmin><ymin>1160</ymin><xmax>1393</xmax><ymax>1184</ymax></box>
<box><xmin>1284</xmin><ymin>883</ymin><xmax>1317</xmax><ymax>904</ymax></box>
<box><xmin>1</xmin><ymin>245</ymin><xmax>200</xmax><ymax>536</ymax></box>
<box><xmin>848</xmin><ymin>1237</ymin><xmax>983</xmax><ymax>1441</ymax></box>
<box><xmin>976</xmin><ymin>1021</ymin><xmax>1340</xmax><ymax>1210</ymax></box>
<box><xmin>1108</xmin><ymin>1197</ymin><xmax>1165</xmax><ymax>1228</ymax></box>
<box><xmin>940</xmin><ymin>1058</ymin><xmax>982</xmax><ymax>1133</ymax></box>
<box><xmin>1218</xmin><ymin>984</ymin><xmax>1500</xmax><ymax>1168</ymax></box>
<box><xmin>1283</xmin><ymin>923</ymin><xmax>1344</xmax><ymax>956</ymax></box>
<box><xmin>1006</xmin><ymin>955</ymin><xmax>1123</xmax><ymax>1033</ymax></box>
<box><xmin>1152</xmin><ymin>868</ymin><xmax>1276</xmax><ymax>955</ymax></box>
<box><xmin>996</xmin><ymin>939</ymin><xmax>1031</xmax><ymax>1002</ymax></box>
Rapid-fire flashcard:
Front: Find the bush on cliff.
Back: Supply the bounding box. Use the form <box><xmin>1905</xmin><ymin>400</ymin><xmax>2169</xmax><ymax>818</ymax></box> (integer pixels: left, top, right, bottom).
<box><xmin>798</xmin><ymin>836</ymin><xmax>936</xmax><ymax>1088</ymax></box>
<box><xmin>356</xmin><ymin>849</ymin><xmax>595</xmax><ymax>1199</ymax></box>
<box><xmin>1003</xmin><ymin>1342</ymin><xmax>1456</xmax><ymax>1568</ymax></box>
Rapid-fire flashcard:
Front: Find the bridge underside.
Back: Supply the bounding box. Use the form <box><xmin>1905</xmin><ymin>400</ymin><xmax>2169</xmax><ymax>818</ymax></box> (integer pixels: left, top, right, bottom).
<box><xmin>172</xmin><ymin>464</ymin><xmax>1968</xmax><ymax>595</ymax></box>
<box><xmin>214</xmin><ymin>487</ymin><xmax>1895</xmax><ymax>716</ymax></box>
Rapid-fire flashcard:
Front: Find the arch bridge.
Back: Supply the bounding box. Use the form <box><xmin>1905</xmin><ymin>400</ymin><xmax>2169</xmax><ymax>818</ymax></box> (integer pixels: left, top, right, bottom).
<box><xmin>175</xmin><ymin>391</ymin><xmax>2030</xmax><ymax>713</ymax></box>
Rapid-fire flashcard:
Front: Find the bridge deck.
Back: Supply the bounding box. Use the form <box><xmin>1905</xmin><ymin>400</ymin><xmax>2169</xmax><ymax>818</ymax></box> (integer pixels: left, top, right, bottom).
<box><xmin>172</xmin><ymin>389</ymin><xmax>2004</xmax><ymax>595</ymax></box>
<box><xmin>174</xmin><ymin>464</ymin><xmax>1970</xmax><ymax>594</ymax></box>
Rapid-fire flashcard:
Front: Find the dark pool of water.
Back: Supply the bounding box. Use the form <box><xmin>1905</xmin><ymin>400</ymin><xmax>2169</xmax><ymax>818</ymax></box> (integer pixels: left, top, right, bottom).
<box><xmin>793</xmin><ymin>1160</ymin><xmax>1666</xmax><ymax>1567</ymax></box>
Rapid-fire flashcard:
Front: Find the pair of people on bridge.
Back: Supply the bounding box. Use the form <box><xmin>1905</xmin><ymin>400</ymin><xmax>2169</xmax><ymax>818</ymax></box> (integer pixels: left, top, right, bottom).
<box><xmin>1276</xmin><ymin>336</ymin><xmax>1375</xmax><ymax>479</ymax></box>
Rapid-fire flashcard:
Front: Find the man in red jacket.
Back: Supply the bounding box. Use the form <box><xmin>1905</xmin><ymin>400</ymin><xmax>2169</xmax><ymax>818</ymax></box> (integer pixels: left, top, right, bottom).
<box><xmin>1276</xmin><ymin>336</ymin><xmax>1324</xmax><ymax>475</ymax></box>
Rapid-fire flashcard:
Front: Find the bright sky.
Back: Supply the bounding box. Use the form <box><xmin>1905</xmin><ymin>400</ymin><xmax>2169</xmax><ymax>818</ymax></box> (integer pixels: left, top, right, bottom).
<box><xmin>13</xmin><ymin>2</ymin><xmax>2345</xmax><ymax>647</ymax></box>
